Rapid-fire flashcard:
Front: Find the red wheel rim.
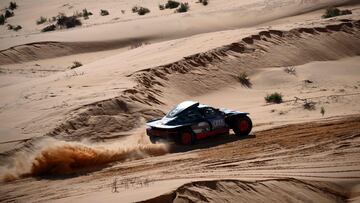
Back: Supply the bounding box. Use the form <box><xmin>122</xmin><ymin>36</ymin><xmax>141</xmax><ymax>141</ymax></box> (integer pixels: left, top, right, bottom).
<box><xmin>181</xmin><ymin>132</ymin><xmax>192</xmax><ymax>145</ymax></box>
<box><xmin>239</xmin><ymin>119</ymin><xmax>249</xmax><ymax>132</ymax></box>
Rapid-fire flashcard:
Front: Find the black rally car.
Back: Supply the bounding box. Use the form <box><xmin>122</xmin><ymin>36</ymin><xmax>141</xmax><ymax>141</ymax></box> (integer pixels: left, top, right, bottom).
<box><xmin>146</xmin><ymin>101</ymin><xmax>252</xmax><ymax>145</ymax></box>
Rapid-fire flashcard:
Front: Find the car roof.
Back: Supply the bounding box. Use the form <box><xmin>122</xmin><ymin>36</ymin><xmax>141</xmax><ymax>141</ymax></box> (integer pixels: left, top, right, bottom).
<box><xmin>166</xmin><ymin>101</ymin><xmax>199</xmax><ymax>118</ymax></box>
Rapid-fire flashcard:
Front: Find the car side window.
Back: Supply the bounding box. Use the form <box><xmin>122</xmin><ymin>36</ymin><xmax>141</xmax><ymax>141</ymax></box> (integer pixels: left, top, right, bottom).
<box><xmin>202</xmin><ymin>107</ymin><xmax>217</xmax><ymax>118</ymax></box>
<box><xmin>178</xmin><ymin>109</ymin><xmax>201</xmax><ymax>122</ymax></box>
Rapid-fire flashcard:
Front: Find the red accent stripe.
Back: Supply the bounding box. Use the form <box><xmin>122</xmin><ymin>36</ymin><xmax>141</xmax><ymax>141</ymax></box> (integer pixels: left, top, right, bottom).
<box><xmin>196</xmin><ymin>128</ymin><xmax>229</xmax><ymax>140</ymax></box>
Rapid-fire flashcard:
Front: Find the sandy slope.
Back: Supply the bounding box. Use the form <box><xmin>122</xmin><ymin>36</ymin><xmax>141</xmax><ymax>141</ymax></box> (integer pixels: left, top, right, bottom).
<box><xmin>0</xmin><ymin>0</ymin><xmax>360</xmax><ymax>202</ymax></box>
<box><xmin>1</xmin><ymin>116</ymin><xmax>359</xmax><ymax>202</ymax></box>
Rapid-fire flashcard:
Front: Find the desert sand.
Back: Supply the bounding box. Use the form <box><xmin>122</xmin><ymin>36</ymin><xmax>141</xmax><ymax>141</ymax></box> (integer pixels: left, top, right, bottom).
<box><xmin>0</xmin><ymin>0</ymin><xmax>359</xmax><ymax>202</ymax></box>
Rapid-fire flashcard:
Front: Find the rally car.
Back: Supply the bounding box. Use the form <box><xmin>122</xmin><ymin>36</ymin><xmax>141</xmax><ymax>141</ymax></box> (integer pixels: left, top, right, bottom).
<box><xmin>146</xmin><ymin>101</ymin><xmax>252</xmax><ymax>145</ymax></box>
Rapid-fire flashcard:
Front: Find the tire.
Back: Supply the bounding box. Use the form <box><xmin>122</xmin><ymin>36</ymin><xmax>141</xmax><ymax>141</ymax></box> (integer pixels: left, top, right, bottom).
<box><xmin>149</xmin><ymin>135</ymin><xmax>158</xmax><ymax>144</ymax></box>
<box><xmin>177</xmin><ymin>130</ymin><xmax>196</xmax><ymax>145</ymax></box>
<box><xmin>232</xmin><ymin>116</ymin><xmax>252</xmax><ymax>136</ymax></box>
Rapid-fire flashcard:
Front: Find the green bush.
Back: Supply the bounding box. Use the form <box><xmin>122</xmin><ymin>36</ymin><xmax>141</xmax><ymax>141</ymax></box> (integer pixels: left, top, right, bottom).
<box><xmin>265</xmin><ymin>92</ymin><xmax>283</xmax><ymax>104</ymax></box>
<box><xmin>176</xmin><ymin>3</ymin><xmax>189</xmax><ymax>13</ymax></box>
<box><xmin>137</xmin><ymin>7</ymin><xmax>150</xmax><ymax>15</ymax></box>
<box><xmin>100</xmin><ymin>9</ymin><xmax>109</xmax><ymax>16</ymax></box>
<box><xmin>36</xmin><ymin>16</ymin><xmax>47</xmax><ymax>25</ymax></box>
<box><xmin>9</xmin><ymin>2</ymin><xmax>17</xmax><ymax>10</ymax></box>
<box><xmin>42</xmin><ymin>24</ymin><xmax>56</xmax><ymax>32</ymax></box>
<box><xmin>165</xmin><ymin>0</ymin><xmax>180</xmax><ymax>9</ymax></box>
<box><xmin>159</xmin><ymin>4</ymin><xmax>165</xmax><ymax>10</ymax></box>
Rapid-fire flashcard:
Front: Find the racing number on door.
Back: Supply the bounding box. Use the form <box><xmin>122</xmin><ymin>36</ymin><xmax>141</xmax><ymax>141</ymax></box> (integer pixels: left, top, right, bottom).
<box><xmin>210</xmin><ymin>118</ymin><xmax>226</xmax><ymax>129</ymax></box>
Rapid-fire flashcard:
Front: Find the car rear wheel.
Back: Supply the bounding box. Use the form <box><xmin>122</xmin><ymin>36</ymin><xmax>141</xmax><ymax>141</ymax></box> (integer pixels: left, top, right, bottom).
<box><xmin>233</xmin><ymin>116</ymin><xmax>252</xmax><ymax>136</ymax></box>
<box><xmin>149</xmin><ymin>135</ymin><xmax>158</xmax><ymax>144</ymax></box>
<box><xmin>178</xmin><ymin>130</ymin><xmax>195</xmax><ymax>145</ymax></box>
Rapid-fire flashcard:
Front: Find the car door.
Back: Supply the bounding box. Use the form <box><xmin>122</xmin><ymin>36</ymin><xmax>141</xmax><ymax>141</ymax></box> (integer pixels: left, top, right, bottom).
<box><xmin>202</xmin><ymin>107</ymin><xmax>226</xmax><ymax>131</ymax></box>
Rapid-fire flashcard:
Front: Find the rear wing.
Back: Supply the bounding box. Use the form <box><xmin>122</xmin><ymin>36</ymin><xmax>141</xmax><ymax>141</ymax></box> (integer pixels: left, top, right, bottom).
<box><xmin>220</xmin><ymin>108</ymin><xmax>249</xmax><ymax>117</ymax></box>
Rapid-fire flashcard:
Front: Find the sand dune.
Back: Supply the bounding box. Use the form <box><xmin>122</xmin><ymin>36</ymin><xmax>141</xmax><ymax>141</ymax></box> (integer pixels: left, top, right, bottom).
<box><xmin>0</xmin><ymin>37</ymin><xmax>153</xmax><ymax>65</ymax></box>
<box><xmin>0</xmin><ymin>0</ymin><xmax>359</xmax><ymax>202</ymax></box>
<box><xmin>0</xmin><ymin>0</ymin><xmax>357</xmax><ymax>57</ymax></box>
<box><xmin>42</xmin><ymin>20</ymin><xmax>360</xmax><ymax>144</ymax></box>
<box><xmin>140</xmin><ymin>179</ymin><xmax>348</xmax><ymax>203</ymax></box>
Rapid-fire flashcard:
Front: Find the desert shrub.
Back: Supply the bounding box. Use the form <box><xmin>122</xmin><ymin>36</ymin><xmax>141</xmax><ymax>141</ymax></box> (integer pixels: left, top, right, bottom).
<box><xmin>56</xmin><ymin>14</ymin><xmax>81</xmax><ymax>28</ymax></box>
<box><xmin>7</xmin><ymin>24</ymin><xmax>21</xmax><ymax>31</ymax></box>
<box><xmin>13</xmin><ymin>25</ymin><xmax>21</xmax><ymax>31</ymax></box>
<box><xmin>340</xmin><ymin>9</ymin><xmax>352</xmax><ymax>15</ymax></box>
<box><xmin>303</xmin><ymin>100</ymin><xmax>316</xmax><ymax>110</ymax></box>
<box><xmin>9</xmin><ymin>2</ymin><xmax>17</xmax><ymax>10</ymax></box>
<box><xmin>83</xmin><ymin>8</ymin><xmax>93</xmax><ymax>19</ymax></box>
<box><xmin>322</xmin><ymin>7</ymin><xmax>340</xmax><ymax>18</ymax></box>
<box><xmin>265</xmin><ymin>92</ymin><xmax>283</xmax><ymax>104</ymax></box>
<box><xmin>198</xmin><ymin>0</ymin><xmax>208</xmax><ymax>6</ymax></box>
<box><xmin>159</xmin><ymin>4</ymin><xmax>165</xmax><ymax>10</ymax></box>
<box><xmin>5</xmin><ymin>10</ymin><xmax>14</xmax><ymax>18</ymax></box>
<box><xmin>237</xmin><ymin>72</ymin><xmax>252</xmax><ymax>88</ymax></box>
<box><xmin>132</xmin><ymin>6</ymin><xmax>139</xmax><ymax>13</ymax></box>
<box><xmin>176</xmin><ymin>3</ymin><xmax>189</xmax><ymax>13</ymax></box>
<box><xmin>36</xmin><ymin>16</ymin><xmax>47</xmax><ymax>25</ymax></box>
<box><xmin>49</xmin><ymin>16</ymin><xmax>57</xmax><ymax>22</ymax></box>
<box><xmin>7</xmin><ymin>24</ymin><xmax>13</xmax><ymax>30</ymax></box>
<box><xmin>320</xmin><ymin>106</ymin><xmax>325</xmax><ymax>116</ymax></box>
<box><xmin>42</xmin><ymin>24</ymin><xmax>56</xmax><ymax>32</ymax></box>
<box><xmin>165</xmin><ymin>0</ymin><xmax>180</xmax><ymax>9</ymax></box>
<box><xmin>304</xmin><ymin>79</ymin><xmax>313</xmax><ymax>84</ymax></box>
<box><xmin>284</xmin><ymin>66</ymin><xmax>296</xmax><ymax>75</ymax></box>
<box><xmin>322</xmin><ymin>7</ymin><xmax>352</xmax><ymax>18</ymax></box>
<box><xmin>69</xmin><ymin>61</ymin><xmax>82</xmax><ymax>69</ymax></box>
<box><xmin>137</xmin><ymin>7</ymin><xmax>150</xmax><ymax>15</ymax></box>
<box><xmin>0</xmin><ymin>14</ymin><xmax>5</xmax><ymax>25</ymax></box>
<box><xmin>100</xmin><ymin>9</ymin><xmax>109</xmax><ymax>16</ymax></box>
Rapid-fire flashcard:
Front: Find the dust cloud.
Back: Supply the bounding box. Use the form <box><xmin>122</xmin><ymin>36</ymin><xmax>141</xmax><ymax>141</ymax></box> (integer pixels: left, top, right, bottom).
<box><xmin>0</xmin><ymin>133</ymin><xmax>169</xmax><ymax>182</ymax></box>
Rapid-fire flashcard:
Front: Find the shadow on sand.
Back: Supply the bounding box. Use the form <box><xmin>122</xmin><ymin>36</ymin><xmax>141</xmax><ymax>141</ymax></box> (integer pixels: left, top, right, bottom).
<box><xmin>168</xmin><ymin>133</ymin><xmax>256</xmax><ymax>153</ymax></box>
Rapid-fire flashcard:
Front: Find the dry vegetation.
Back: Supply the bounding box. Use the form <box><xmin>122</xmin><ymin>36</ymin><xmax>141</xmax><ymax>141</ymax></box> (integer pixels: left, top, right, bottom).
<box><xmin>68</xmin><ymin>61</ymin><xmax>83</xmax><ymax>69</ymax></box>
<box><xmin>265</xmin><ymin>92</ymin><xmax>283</xmax><ymax>104</ymax></box>
<box><xmin>322</xmin><ymin>7</ymin><xmax>352</xmax><ymax>18</ymax></box>
<box><xmin>237</xmin><ymin>72</ymin><xmax>252</xmax><ymax>88</ymax></box>
<box><xmin>283</xmin><ymin>66</ymin><xmax>296</xmax><ymax>75</ymax></box>
<box><xmin>0</xmin><ymin>2</ymin><xmax>18</xmax><ymax>26</ymax></box>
